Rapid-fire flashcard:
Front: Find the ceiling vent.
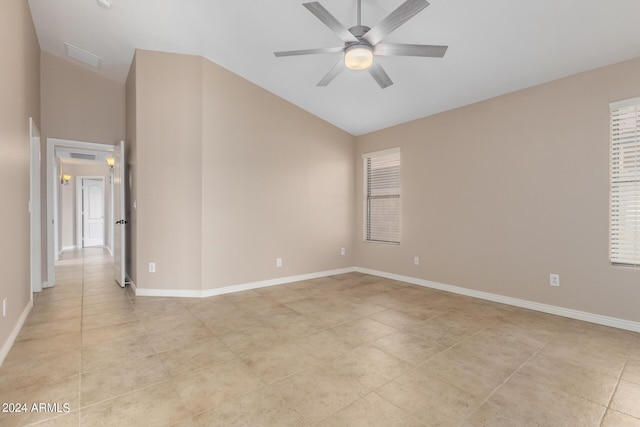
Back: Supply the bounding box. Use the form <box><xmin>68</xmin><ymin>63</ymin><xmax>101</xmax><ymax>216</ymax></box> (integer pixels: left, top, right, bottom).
<box><xmin>64</xmin><ymin>42</ymin><xmax>101</xmax><ymax>68</ymax></box>
<box><xmin>69</xmin><ymin>152</ymin><xmax>97</xmax><ymax>161</ymax></box>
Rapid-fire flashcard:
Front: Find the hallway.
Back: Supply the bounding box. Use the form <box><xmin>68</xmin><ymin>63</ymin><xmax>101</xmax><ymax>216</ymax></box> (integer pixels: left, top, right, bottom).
<box><xmin>0</xmin><ymin>248</ymin><xmax>153</xmax><ymax>425</ymax></box>
<box><xmin>1</xmin><ymin>250</ymin><xmax>640</xmax><ymax>426</ymax></box>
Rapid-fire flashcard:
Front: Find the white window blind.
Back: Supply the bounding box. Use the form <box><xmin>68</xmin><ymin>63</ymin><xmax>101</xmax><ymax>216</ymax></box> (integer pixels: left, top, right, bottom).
<box><xmin>610</xmin><ymin>97</ymin><xmax>640</xmax><ymax>266</ymax></box>
<box><xmin>363</xmin><ymin>148</ymin><xmax>400</xmax><ymax>244</ymax></box>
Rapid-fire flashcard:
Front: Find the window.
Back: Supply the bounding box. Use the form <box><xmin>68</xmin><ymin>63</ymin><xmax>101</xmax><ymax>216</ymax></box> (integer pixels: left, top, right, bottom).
<box><xmin>363</xmin><ymin>148</ymin><xmax>400</xmax><ymax>244</ymax></box>
<box><xmin>610</xmin><ymin>97</ymin><xmax>640</xmax><ymax>266</ymax></box>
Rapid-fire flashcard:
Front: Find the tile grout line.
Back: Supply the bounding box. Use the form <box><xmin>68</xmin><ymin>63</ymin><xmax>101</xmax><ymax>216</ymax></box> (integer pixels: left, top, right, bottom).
<box><xmin>141</xmin><ymin>293</ymin><xmax>208</xmax><ymax>422</ymax></box>
<box><xmin>76</xmin><ymin>252</ymin><xmax>171</xmax><ymax>416</ymax></box>
<box><xmin>345</xmin><ymin>318</ymin><xmax>506</xmax><ymax>426</ymax></box>
<box><xmin>455</xmin><ymin>332</ymin><xmax>556</xmax><ymax>427</ymax></box>
<box><xmin>58</xmin><ymin>270</ymin><xmax>640</xmax><ymax>424</ymax></box>
<box><xmin>599</xmin><ymin>356</ymin><xmax>629</xmax><ymax>427</ymax></box>
<box><xmin>77</xmin><ymin>379</ymin><xmax>174</xmax><ymax>412</ymax></box>
<box><xmin>36</xmin><ymin>267</ymin><xmax>638</xmax><ymax>426</ymax></box>
<box><xmin>77</xmin><ymin>249</ymin><xmax>86</xmax><ymax>424</ymax></box>
<box><xmin>80</xmin><ymin>249</ymin><xmax>85</xmax><ymax>364</ymax></box>
<box><xmin>318</xmin><ymin>316</ymin><xmax>505</xmax><ymax>426</ymax></box>
<box><xmin>411</xmin><ymin>315</ymin><xmax>503</xmax><ymax>369</ymax></box>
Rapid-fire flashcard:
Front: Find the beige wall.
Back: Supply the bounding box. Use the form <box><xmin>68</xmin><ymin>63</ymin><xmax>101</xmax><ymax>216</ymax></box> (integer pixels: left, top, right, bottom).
<box><xmin>0</xmin><ymin>0</ymin><xmax>40</xmax><ymax>357</ymax></box>
<box><xmin>133</xmin><ymin>51</ymin><xmax>203</xmax><ymax>291</ymax></box>
<box><xmin>128</xmin><ymin>50</ymin><xmax>355</xmax><ymax>292</ymax></box>
<box><xmin>201</xmin><ymin>58</ymin><xmax>355</xmax><ymax>288</ymax></box>
<box><xmin>41</xmin><ymin>52</ymin><xmax>125</xmax><ymax>145</ymax></box>
<box><xmin>355</xmin><ymin>56</ymin><xmax>640</xmax><ymax>323</ymax></box>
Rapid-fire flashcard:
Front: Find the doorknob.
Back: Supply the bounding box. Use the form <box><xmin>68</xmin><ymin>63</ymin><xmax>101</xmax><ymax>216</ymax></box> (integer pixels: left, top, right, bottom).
<box><xmin>115</xmin><ymin>219</ymin><xmax>129</xmax><ymax>225</ymax></box>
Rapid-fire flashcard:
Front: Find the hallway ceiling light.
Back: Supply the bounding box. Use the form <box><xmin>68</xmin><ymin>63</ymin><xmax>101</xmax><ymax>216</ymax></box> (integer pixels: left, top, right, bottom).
<box><xmin>106</xmin><ymin>157</ymin><xmax>115</xmax><ymax>173</ymax></box>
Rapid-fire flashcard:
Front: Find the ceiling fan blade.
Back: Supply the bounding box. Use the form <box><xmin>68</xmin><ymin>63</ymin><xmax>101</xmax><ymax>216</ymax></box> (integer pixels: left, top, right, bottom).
<box><xmin>368</xmin><ymin>62</ymin><xmax>393</xmax><ymax>89</ymax></box>
<box><xmin>317</xmin><ymin>58</ymin><xmax>345</xmax><ymax>86</ymax></box>
<box><xmin>375</xmin><ymin>43</ymin><xmax>447</xmax><ymax>57</ymax></box>
<box><xmin>363</xmin><ymin>0</ymin><xmax>429</xmax><ymax>46</ymax></box>
<box><xmin>274</xmin><ymin>46</ymin><xmax>344</xmax><ymax>57</ymax></box>
<box><xmin>303</xmin><ymin>2</ymin><xmax>359</xmax><ymax>43</ymax></box>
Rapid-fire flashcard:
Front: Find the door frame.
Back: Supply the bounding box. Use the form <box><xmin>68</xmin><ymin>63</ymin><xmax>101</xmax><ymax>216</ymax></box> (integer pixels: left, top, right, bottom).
<box><xmin>46</xmin><ymin>138</ymin><xmax>114</xmax><ymax>287</ymax></box>
<box><xmin>75</xmin><ymin>176</ymin><xmax>106</xmax><ymax>249</ymax></box>
<box><xmin>113</xmin><ymin>140</ymin><xmax>127</xmax><ymax>287</ymax></box>
<box><xmin>29</xmin><ymin>118</ymin><xmax>42</xmax><ymax>295</ymax></box>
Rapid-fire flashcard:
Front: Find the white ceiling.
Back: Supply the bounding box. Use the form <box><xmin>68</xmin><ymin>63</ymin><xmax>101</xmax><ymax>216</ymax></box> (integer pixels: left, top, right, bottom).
<box><xmin>28</xmin><ymin>0</ymin><xmax>640</xmax><ymax>136</ymax></box>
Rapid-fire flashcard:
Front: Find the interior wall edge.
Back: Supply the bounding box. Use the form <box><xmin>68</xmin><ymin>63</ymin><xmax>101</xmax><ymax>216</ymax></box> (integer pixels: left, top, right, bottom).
<box><xmin>356</xmin><ymin>267</ymin><xmax>640</xmax><ymax>333</ymax></box>
<box><xmin>0</xmin><ymin>300</ymin><xmax>33</xmax><ymax>368</ymax></box>
<box><xmin>128</xmin><ymin>261</ymin><xmax>639</xmax><ymax>333</ymax></box>
<box><xmin>134</xmin><ymin>267</ymin><xmax>356</xmax><ymax>298</ymax></box>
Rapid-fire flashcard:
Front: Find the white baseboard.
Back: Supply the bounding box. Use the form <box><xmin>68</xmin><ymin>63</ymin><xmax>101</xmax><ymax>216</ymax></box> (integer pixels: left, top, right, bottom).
<box><xmin>106</xmin><ymin>246</ymin><xmax>113</xmax><ymax>256</ymax></box>
<box><xmin>135</xmin><ymin>288</ymin><xmax>201</xmax><ymax>298</ymax></box>
<box><xmin>61</xmin><ymin>245</ymin><xmax>77</xmax><ymax>252</ymax></box>
<box><xmin>0</xmin><ymin>299</ymin><xmax>33</xmax><ymax>367</ymax></box>
<box><xmin>129</xmin><ymin>264</ymin><xmax>640</xmax><ymax>333</ymax></box>
<box><xmin>356</xmin><ymin>267</ymin><xmax>640</xmax><ymax>333</ymax></box>
<box><xmin>134</xmin><ymin>267</ymin><xmax>356</xmax><ymax>298</ymax></box>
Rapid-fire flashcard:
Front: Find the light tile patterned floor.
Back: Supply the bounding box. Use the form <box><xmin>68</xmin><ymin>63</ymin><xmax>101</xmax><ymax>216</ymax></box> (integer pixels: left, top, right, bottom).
<box><xmin>1</xmin><ymin>248</ymin><xmax>640</xmax><ymax>426</ymax></box>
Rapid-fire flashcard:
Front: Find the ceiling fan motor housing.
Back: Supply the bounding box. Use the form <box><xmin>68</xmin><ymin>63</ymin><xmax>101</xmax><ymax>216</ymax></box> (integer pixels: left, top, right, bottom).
<box><xmin>348</xmin><ymin>25</ymin><xmax>371</xmax><ymax>38</ymax></box>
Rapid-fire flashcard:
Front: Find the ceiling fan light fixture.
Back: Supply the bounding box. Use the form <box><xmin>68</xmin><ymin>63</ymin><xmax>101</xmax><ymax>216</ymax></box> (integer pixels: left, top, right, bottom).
<box><xmin>344</xmin><ymin>45</ymin><xmax>373</xmax><ymax>70</ymax></box>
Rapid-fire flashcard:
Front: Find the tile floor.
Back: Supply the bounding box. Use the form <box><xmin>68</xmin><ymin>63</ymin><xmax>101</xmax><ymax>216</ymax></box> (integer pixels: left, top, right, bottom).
<box><xmin>1</xmin><ymin>248</ymin><xmax>640</xmax><ymax>426</ymax></box>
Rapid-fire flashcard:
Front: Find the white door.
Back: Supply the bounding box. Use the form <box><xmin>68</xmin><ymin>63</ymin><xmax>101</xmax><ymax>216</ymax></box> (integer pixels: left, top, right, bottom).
<box><xmin>113</xmin><ymin>140</ymin><xmax>126</xmax><ymax>287</ymax></box>
<box><xmin>82</xmin><ymin>179</ymin><xmax>105</xmax><ymax>247</ymax></box>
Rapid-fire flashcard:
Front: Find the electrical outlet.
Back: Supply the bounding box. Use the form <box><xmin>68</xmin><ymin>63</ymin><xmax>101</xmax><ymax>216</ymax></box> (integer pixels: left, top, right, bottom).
<box><xmin>276</xmin><ymin>258</ymin><xmax>283</xmax><ymax>268</ymax></box>
<box><xmin>341</xmin><ymin>247</ymin><xmax>346</xmax><ymax>256</ymax></box>
<box><xmin>2</xmin><ymin>298</ymin><xmax>6</xmax><ymax>317</ymax></box>
<box><xmin>550</xmin><ymin>273</ymin><xmax>560</xmax><ymax>287</ymax></box>
<box><xmin>149</xmin><ymin>262</ymin><xmax>156</xmax><ymax>273</ymax></box>
<box><xmin>414</xmin><ymin>256</ymin><xmax>420</xmax><ymax>265</ymax></box>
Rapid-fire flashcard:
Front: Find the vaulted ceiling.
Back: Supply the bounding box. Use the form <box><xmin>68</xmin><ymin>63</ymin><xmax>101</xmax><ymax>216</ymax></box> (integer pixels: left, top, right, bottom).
<box><xmin>28</xmin><ymin>0</ymin><xmax>640</xmax><ymax>135</ymax></box>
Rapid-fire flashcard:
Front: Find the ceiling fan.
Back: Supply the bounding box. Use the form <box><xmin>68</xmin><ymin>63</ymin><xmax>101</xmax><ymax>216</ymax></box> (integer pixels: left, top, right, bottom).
<box><xmin>274</xmin><ymin>0</ymin><xmax>448</xmax><ymax>89</ymax></box>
